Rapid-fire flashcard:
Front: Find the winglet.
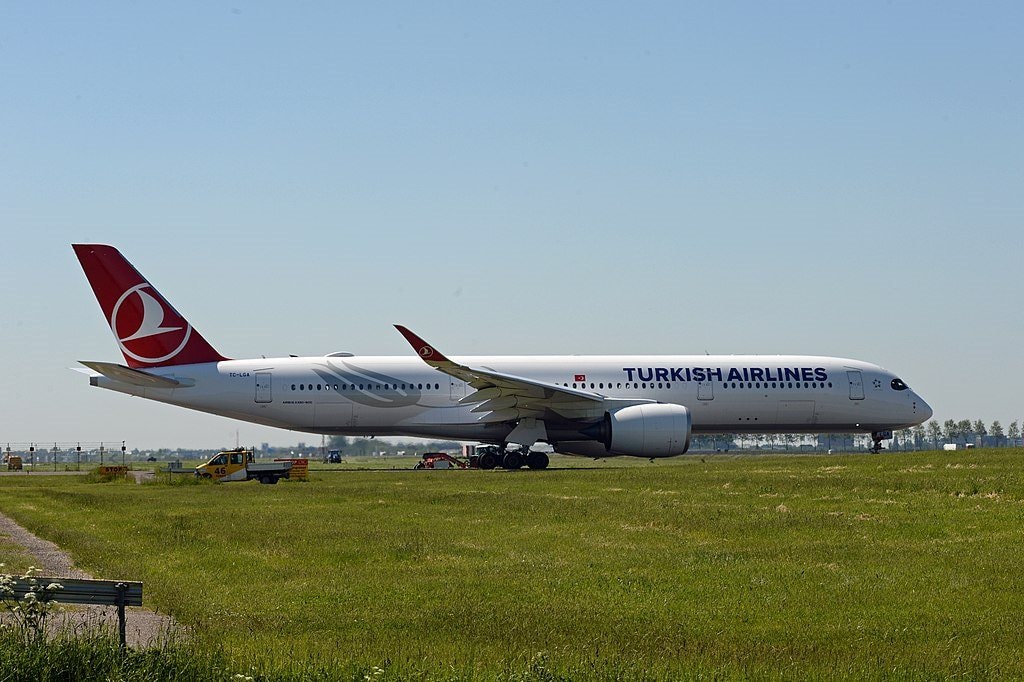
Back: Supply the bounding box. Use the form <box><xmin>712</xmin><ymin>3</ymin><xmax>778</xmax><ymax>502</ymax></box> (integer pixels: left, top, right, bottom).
<box><xmin>394</xmin><ymin>325</ymin><xmax>452</xmax><ymax>366</ymax></box>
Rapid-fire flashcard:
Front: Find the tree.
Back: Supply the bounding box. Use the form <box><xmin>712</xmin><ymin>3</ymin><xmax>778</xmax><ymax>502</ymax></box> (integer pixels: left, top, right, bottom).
<box><xmin>912</xmin><ymin>424</ymin><xmax>926</xmax><ymax>451</ymax></box>
<box><xmin>943</xmin><ymin>420</ymin><xmax>958</xmax><ymax>444</ymax></box>
<box><xmin>990</xmin><ymin>421</ymin><xmax>1004</xmax><ymax>447</ymax></box>
<box><xmin>973</xmin><ymin>419</ymin><xmax>987</xmax><ymax>447</ymax></box>
<box><xmin>927</xmin><ymin>420</ymin><xmax>942</xmax><ymax>450</ymax></box>
<box><xmin>958</xmin><ymin>420</ymin><xmax>974</xmax><ymax>446</ymax></box>
<box><xmin>1009</xmin><ymin>421</ymin><xmax>1020</xmax><ymax>447</ymax></box>
<box><xmin>346</xmin><ymin>438</ymin><xmax>376</xmax><ymax>456</ymax></box>
<box><xmin>327</xmin><ymin>436</ymin><xmax>350</xmax><ymax>451</ymax></box>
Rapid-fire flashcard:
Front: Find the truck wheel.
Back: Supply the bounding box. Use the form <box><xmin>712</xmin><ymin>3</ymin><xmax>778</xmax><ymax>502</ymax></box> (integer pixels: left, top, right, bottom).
<box><xmin>259</xmin><ymin>475</ymin><xmax>272</xmax><ymax>484</ymax></box>
<box><xmin>527</xmin><ymin>451</ymin><xmax>549</xmax><ymax>470</ymax></box>
<box><xmin>503</xmin><ymin>451</ymin><xmax>524</xmax><ymax>470</ymax></box>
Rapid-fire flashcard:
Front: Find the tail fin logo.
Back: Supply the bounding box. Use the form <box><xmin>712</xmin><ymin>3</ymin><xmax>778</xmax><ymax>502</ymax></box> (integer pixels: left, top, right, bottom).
<box><xmin>111</xmin><ymin>284</ymin><xmax>193</xmax><ymax>364</ymax></box>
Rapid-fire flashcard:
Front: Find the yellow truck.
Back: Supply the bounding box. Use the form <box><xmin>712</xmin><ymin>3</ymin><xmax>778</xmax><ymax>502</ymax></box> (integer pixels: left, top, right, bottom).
<box><xmin>195</xmin><ymin>448</ymin><xmax>292</xmax><ymax>484</ymax></box>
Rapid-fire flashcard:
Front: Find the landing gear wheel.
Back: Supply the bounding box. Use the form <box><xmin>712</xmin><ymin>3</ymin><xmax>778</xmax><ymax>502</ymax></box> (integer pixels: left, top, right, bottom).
<box><xmin>478</xmin><ymin>452</ymin><xmax>498</xmax><ymax>470</ymax></box>
<box><xmin>526</xmin><ymin>451</ymin><xmax>549</xmax><ymax>470</ymax></box>
<box><xmin>503</xmin><ymin>451</ymin><xmax>524</xmax><ymax>470</ymax></box>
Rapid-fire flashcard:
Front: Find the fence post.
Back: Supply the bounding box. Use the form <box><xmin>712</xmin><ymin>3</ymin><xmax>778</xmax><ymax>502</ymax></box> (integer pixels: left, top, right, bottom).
<box><xmin>115</xmin><ymin>582</ymin><xmax>128</xmax><ymax>649</ymax></box>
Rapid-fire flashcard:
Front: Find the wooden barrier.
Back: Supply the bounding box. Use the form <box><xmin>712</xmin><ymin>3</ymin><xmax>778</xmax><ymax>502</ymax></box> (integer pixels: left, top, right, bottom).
<box><xmin>6</xmin><ymin>576</ymin><xmax>142</xmax><ymax>647</ymax></box>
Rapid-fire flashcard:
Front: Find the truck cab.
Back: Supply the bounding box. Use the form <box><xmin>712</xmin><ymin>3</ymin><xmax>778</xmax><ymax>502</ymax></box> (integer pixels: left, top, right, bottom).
<box><xmin>196</xmin><ymin>448</ymin><xmax>253</xmax><ymax>481</ymax></box>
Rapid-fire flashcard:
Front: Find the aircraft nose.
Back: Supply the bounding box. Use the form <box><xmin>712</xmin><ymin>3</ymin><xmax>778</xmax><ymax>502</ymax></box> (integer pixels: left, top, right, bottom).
<box><xmin>915</xmin><ymin>394</ymin><xmax>933</xmax><ymax>422</ymax></box>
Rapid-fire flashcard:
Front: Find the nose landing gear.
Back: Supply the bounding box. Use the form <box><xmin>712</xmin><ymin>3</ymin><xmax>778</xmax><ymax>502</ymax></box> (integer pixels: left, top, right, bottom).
<box><xmin>870</xmin><ymin>430</ymin><xmax>893</xmax><ymax>454</ymax></box>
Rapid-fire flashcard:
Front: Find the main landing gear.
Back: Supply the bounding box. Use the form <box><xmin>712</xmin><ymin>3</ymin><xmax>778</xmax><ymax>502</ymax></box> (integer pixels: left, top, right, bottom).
<box><xmin>476</xmin><ymin>444</ymin><xmax>549</xmax><ymax>470</ymax></box>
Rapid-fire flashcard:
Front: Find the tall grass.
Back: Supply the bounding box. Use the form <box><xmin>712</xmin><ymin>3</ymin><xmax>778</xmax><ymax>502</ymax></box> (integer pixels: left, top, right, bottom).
<box><xmin>1</xmin><ymin>449</ymin><xmax>1022</xmax><ymax>679</ymax></box>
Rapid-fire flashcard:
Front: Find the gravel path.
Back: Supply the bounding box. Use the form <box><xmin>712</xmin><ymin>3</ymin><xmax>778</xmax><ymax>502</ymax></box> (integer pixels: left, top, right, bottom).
<box><xmin>0</xmin><ymin>511</ymin><xmax>181</xmax><ymax>647</ymax></box>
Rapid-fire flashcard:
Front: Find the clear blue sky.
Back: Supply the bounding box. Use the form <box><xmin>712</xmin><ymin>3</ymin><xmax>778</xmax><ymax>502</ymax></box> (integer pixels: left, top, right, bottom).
<box><xmin>2</xmin><ymin>2</ymin><xmax>1021</xmax><ymax>449</ymax></box>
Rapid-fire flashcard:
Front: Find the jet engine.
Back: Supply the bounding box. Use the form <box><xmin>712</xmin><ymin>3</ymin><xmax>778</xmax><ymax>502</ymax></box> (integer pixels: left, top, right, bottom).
<box><xmin>554</xmin><ymin>403</ymin><xmax>691</xmax><ymax>458</ymax></box>
<box><xmin>601</xmin><ymin>403</ymin><xmax>691</xmax><ymax>457</ymax></box>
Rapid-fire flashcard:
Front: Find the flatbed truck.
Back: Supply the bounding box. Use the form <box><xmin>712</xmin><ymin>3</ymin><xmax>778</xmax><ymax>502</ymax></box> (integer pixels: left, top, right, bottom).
<box><xmin>195</xmin><ymin>448</ymin><xmax>291</xmax><ymax>484</ymax></box>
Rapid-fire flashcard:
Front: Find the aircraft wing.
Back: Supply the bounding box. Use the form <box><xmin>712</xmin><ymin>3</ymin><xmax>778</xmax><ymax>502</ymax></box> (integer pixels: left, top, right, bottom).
<box><xmin>394</xmin><ymin>325</ymin><xmax>625</xmax><ymax>423</ymax></box>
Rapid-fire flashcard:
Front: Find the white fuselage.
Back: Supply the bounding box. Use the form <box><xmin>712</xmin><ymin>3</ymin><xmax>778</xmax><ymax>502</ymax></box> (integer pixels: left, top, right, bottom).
<box><xmin>90</xmin><ymin>353</ymin><xmax>931</xmax><ymax>446</ymax></box>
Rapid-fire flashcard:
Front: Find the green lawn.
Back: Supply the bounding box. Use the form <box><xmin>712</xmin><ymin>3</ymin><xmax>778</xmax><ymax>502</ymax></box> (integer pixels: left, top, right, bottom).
<box><xmin>1</xmin><ymin>449</ymin><xmax>1022</xmax><ymax>679</ymax></box>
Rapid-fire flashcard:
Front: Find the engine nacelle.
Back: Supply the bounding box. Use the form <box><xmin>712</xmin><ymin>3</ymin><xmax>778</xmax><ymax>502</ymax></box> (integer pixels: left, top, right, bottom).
<box><xmin>605</xmin><ymin>403</ymin><xmax>691</xmax><ymax>457</ymax></box>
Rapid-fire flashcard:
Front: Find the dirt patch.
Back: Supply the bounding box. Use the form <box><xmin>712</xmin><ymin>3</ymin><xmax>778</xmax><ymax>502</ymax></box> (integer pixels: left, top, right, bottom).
<box><xmin>0</xmin><ymin>511</ymin><xmax>181</xmax><ymax>647</ymax></box>
<box><xmin>129</xmin><ymin>470</ymin><xmax>156</xmax><ymax>484</ymax></box>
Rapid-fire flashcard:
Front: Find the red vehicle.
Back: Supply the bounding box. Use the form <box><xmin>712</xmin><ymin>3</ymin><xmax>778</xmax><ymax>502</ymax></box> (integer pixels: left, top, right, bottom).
<box><xmin>414</xmin><ymin>452</ymin><xmax>468</xmax><ymax>469</ymax></box>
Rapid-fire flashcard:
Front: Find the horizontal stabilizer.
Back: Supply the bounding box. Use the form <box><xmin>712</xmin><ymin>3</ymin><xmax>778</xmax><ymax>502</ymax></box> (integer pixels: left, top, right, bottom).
<box><xmin>79</xmin><ymin>361</ymin><xmax>188</xmax><ymax>389</ymax></box>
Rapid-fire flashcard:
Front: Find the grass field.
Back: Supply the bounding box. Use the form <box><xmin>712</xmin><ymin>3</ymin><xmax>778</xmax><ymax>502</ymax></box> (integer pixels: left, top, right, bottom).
<box><xmin>1</xmin><ymin>449</ymin><xmax>1022</xmax><ymax>679</ymax></box>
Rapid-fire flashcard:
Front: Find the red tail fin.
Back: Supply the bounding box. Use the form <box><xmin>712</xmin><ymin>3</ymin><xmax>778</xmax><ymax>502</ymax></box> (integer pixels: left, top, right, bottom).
<box><xmin>73</xmin><ymin>244</ymin><xmax>228</xmax><ymax>368</ymax></box>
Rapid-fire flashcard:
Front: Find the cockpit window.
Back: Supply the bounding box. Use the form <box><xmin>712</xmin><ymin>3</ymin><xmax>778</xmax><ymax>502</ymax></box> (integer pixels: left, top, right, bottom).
<box><xmin>891</xmin><ymin>378</ymin><xmax>908</xmax><ymax>391</ymax></box>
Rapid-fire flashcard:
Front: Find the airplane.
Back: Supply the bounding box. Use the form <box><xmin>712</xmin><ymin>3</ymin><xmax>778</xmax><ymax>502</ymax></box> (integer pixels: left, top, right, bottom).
<box><xmin>73</xmin><ymin>244</ymin><xmax>932</xmax><ymax>469</ymax></box>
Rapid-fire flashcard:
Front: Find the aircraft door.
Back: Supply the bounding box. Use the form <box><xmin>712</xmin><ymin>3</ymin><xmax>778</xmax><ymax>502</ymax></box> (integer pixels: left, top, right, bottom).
<box><xmin>847</xmin><ymin>371</ymin><xmax>864</xmax><ymax>400</ymax></box>
<box><xmin>255</xmin><ymin>372</ymin><xmax>272</xmax><ymax>403</ymax></box>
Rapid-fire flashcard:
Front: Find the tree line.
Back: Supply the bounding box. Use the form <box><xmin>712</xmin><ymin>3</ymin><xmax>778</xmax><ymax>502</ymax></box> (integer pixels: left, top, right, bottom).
<box><xmin>688</xmin><ymin>419</ymin><xmax>1022</xmax><ymax>453</ymax></box>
